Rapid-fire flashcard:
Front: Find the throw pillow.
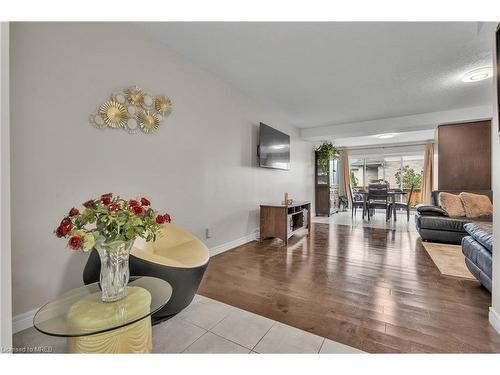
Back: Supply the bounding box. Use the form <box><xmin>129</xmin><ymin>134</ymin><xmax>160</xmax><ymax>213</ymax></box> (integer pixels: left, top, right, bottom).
<box><xmin>438</xmin><ymin>192</ymin><xmax>466</xmax><ymax>217</ymax></box>
<box><xmin>459</xmin><ymin>192</ymin><xmax>492</xmax><ymax>218</ymax></box>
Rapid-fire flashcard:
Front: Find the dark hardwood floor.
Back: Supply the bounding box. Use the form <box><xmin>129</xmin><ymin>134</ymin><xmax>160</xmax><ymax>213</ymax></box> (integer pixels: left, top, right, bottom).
<box><xmin>198</xmin><ymin>222</ymin><xmax>500</xmax><ymax>353</ymax></box>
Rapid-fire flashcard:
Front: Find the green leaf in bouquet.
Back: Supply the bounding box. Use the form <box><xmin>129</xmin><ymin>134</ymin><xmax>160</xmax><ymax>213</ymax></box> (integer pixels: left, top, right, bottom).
<box><xmin>116</xmin><ymin>212</ymin><xmax>127</xmax><ymax>225</ymax></box>
<box><xmin>125</xmin><ymin>227</ymin><xmax>136</xmax><ymax>240</ymax></box>
<box><xmin>82</xmin><ymin>234</ymin><xmax>95</xmax><ymax>252</ymax></box>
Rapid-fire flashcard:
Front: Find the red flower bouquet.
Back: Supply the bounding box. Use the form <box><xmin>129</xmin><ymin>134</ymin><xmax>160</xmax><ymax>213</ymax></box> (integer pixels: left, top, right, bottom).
<box><xmin>54</xmin><ymin>193</ymin><xmax>171</xmax><ymax>302</ymax></box>
<box><xmin>54</xmin><ymin>193</ymin><xmax>171</xmax><ymax>252</ymax></box>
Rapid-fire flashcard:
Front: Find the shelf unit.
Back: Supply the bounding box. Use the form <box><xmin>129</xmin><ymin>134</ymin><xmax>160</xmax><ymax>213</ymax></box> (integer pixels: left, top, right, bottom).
<box><xmin>288</xmin><ymin>208</ymin><xmax>305</xmax><ymax>235</ymax></box>
<box><xmin>315</xmin><ymin>151</ymin><xmax>339</xmax><ymax>216</ymax></box>
<box><xmin>260</xmin><ymin>201</ymin><xmax>311</xmax><ymax>246</ymax></box>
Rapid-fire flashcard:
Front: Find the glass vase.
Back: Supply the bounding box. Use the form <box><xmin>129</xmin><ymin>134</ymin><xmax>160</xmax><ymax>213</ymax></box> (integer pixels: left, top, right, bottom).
<box><xmin>95</xmin><ymin>239</ymin><xmax>135</xmax><ymax>302</ymax></box>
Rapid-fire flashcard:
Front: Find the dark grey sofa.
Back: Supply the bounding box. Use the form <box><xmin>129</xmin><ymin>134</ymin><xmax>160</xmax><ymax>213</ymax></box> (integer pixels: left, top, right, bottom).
<box><xmin>415</xmin><ymin>190</ymin><xmax>492</xmax><ymax>244</ymax></box>
<box><xmin>462</xmin><ymin>222</ymin><xmax>493</xmax><ymax>292</ymax></box>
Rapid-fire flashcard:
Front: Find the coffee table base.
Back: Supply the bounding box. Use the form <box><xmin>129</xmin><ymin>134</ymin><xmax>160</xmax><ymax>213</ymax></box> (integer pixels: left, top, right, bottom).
<box><xmin>68</xmin><ymin>316</ymin><xmax>152</xmax><ymax>354</ymax></box>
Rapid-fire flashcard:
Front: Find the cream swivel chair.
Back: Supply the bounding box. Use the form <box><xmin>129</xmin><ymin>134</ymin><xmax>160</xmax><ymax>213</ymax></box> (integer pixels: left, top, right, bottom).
<box><xmin>83</xmin><ymin>224</ymin><xmax>209</xmax><ymax>323</ymax></box>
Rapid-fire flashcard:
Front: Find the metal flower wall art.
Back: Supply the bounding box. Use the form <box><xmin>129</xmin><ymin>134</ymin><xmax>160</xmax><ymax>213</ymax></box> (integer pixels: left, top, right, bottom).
<box><xmin>89</xmin><ymin>86</ymin><xmax>172</xmax><ymax>134</ymax></box>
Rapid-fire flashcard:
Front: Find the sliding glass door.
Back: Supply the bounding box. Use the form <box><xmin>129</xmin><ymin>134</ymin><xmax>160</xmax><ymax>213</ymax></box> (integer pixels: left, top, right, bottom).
<box><xmin>365</xmin><ymin>157</ymin><xmax>384</xmax><ymax>184</ymax></box>
<box><xmin>401</xmin><ymin>155</ymin><xmax>424</xmax><ymax>207</ymax></box>
<box><xmin>348</xmin><ymin>153</ymin><xmax>424</xmax><ymax>207</ymax></box>
<box><xmin>349</xmin><ymin>158</ymin><xmax>364</xmax><ymax>189</ymax></box>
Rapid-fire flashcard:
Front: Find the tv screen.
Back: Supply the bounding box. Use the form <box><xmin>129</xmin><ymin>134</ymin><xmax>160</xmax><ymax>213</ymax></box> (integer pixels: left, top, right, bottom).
<box><xmin>258</xmin><ymin>123</ymin><xmax>290</xmax><ymax>170</ymax></box>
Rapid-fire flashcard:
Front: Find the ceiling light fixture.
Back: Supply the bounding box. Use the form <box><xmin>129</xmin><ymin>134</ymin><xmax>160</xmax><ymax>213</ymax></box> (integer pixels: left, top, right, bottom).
<box><xmin>270</xmin><ymin>144</ymin><xmax>286</xmax><ymax>150</ymax></box>
<box><xmin>374</xmin><ymin>133</ymin><xmax>397</xmax><ymax>139</ymax></box>
<box><xmin>461</xmin><ymin>67</ymin><xmax>493</xmax><ymax>83</ymax></box>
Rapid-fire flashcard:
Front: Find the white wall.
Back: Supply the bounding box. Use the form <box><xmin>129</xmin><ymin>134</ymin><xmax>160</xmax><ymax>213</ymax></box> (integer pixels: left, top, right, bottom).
<box><xmin>490</xmin><ymin>28</ymin><xmax>500</xmax><ymax>334</ymax></box>
<box><xmin>0</xmin><ymin>22</ymin><xmax>12</xmax><ymax>348</ymax></box>
<box><xmin>10</xmin><ymin>23</ymin><xmax>314</xmax><ymax>317</ymax></box>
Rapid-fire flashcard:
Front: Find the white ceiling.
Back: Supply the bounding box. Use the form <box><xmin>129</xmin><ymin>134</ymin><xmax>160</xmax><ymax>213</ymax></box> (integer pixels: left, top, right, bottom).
<box><xmin>139</xmin><ymin>22</ymin><xmax>495</xmax><ymax>131</ymax></box>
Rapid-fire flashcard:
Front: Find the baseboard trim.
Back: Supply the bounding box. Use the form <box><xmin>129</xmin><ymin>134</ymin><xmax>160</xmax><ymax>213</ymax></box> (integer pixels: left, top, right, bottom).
<box><xmin>209</xmin><ymin>232</ymin><xmax>259</xmax><ymax>257</ymax></box>
<box><xmin>12</xmin><ymin>232</ymin><xmax>259</xmax><ymax>334</ymax></box>
<box><xmin>489</xmin><ymin>307</ymin><xmax>500</xmax><ymax>335</ymax></box>
<box><xmin>12</xmin><ymin>307</ymin><xmax>38</xmax><ymax>334</ymax></box>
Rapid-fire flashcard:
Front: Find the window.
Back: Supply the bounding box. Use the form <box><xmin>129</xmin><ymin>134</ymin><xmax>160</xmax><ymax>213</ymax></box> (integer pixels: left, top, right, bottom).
<box><xmin>365</xmin><ymin>157</ymin><xmax>384</xmax><ymax>184</ymax></box>
<box><xmin>348</xmin><ymin>153</ymin><xmax>424</xmax><ymax>207</ymax></box>
<box><xmin>349</xmin><ymin>158</ymin><xmax>364</xmax><ymax>189</ymax></box>
<box><xmin>330</xmin><ymin>158</ymin><xmax>340</xmax><ymax>186</ymax></box>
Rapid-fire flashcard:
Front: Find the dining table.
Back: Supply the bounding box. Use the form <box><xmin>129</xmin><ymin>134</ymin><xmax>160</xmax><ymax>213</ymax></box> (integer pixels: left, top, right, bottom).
<box><xmin>356</xmin><ymin>189</ymin><xmax>407</xmax><ymax>221</ymax></box>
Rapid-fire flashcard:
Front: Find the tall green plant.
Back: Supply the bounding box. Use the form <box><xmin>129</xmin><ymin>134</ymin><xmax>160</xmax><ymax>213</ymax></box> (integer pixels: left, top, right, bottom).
<box><xmin>315</xmin><ymin>142</ymin><xmax>339</xmax><ymax>175</ymax></box>
<box><xmin>350</xmin><ymin>170</ymin><xmax>359</xmax><ymax>187</ymax></box>
<box><xmin>395</xmin><ymin>165</ymin><xmax>423</xmax><ymax>189</ymax></box>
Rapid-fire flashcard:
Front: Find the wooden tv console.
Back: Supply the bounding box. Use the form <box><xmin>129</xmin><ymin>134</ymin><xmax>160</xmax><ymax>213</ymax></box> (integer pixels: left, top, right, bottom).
<box><xmin>259</xmin><ymin>201</ymin><xmax>311</xmax><ymax>245</ymax></box>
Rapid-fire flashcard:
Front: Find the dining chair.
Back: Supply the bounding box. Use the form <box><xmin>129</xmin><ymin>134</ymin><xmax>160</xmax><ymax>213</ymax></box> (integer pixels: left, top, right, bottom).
<box><xmin>367</xmin><ymin>183</ymin><xmax>391</xmax><ymax>220</ymax></box>
<box><xmin>349</xmin><ymin>185</ymin><xmax>366</xmax><ymax>218</ymax></box>
<box><xmin>391</xmin><ymin>184</ymin><xmax>414</xmax><ymax>221</ymax></box>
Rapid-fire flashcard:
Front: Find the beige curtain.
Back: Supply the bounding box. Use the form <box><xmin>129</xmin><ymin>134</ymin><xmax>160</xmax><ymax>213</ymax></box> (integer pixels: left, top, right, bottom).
<box><xmin>421</xmin><ymin>142</ymin><xmax>434</xmax><ymax>205</ymax></box>
<box><xmin>339</xmin><ymin>149</ymin><xmax>352</xmax><ymax>206</ymax></box>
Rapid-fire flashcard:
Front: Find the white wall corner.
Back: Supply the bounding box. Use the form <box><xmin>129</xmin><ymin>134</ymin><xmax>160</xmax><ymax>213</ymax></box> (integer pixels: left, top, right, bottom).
<box><xmin>0</xmin><ymin>21</ymin><xmax>13</xmax><ymax>349</ymax></box>
<box><xmin>489</xmin><ymin>307</ymin><xmax>500</xmax><ymax>335</ymax></box>
<box><xmin>491</xmin><ymin>23</ymin><xmax>500</xmax><ymax>333</ymax></box>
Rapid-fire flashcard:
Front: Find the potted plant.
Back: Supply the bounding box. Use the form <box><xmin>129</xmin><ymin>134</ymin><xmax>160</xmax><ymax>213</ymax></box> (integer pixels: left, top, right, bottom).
<box><xmin>54</xmin><ymin>193</ymin><xmax>171</xmax><ymax>302</ymax></box>
<box><xmin>339</xmin><ymin>196</ymin><xmax>348</xmax><ymax>211</ymax></box>
<box><xmin>315</xmin><ymin>141</ymin><xmax>339</xmax><ymax>175</ymax></box>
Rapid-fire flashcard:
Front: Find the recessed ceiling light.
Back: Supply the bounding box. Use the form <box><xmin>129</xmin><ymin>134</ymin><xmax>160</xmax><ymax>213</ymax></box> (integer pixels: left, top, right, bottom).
<box><xmin>461</xmin><ymin>67</ymin><xmax>493</xmax><ymax>83</ymax></box>
<box><xmin>374</xmin><ymin>133</ymin><xmax>397</xmax><ymax>139</ymax></box>
<box><xmin>270</xmin><ymin>144</ymin><xmax>286</xmax><ymax>150</ymax></box>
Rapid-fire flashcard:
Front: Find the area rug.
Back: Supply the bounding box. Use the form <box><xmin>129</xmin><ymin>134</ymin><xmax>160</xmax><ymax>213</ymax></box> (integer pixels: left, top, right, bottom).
<box><xmin>421</xmin><ymin>242</ymin><xmax>475</xmax><ymax>280</ymax></box>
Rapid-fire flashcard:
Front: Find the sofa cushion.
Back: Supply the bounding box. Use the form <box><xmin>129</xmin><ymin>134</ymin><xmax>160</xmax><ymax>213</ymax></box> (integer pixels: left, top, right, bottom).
<box><xmin>464</xmin><ymin>222</ymin><xmax>493</xmax><ymax>253</ymax></box>
<box><xmin>438</xmin><ymin>192</ymin><xmax>466</xmax><ymax>217</ymax></box>
<box><xmin>417</xmin><ymin>215</ymin><xmax>472</xmax><ymax>232</ymax></box>
<box><xmin>459</xmin><ymin>192</ymin><xmax>493</xmax><ymax>218</ymax></box>
<box><xmin>431</xmin><ymin>190</ymin><xmax>493</xmax><ymax>206</ymax></box>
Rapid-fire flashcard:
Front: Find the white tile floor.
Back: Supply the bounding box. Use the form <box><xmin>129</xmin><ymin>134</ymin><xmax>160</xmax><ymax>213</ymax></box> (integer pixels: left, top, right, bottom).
<box><xmin>313</xmin><ymin>210</ymin><xmax>417</xmax><ymax>232</ymax></box>
<box><xmin>13</xmin><ymin>294</ymin><xmax>364</xmax><ymax>354</ymax></box>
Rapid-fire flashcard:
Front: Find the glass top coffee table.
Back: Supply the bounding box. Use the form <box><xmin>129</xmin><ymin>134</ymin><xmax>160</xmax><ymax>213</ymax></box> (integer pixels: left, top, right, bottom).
<box><xmin>33</xmin><ymin>276</ymin><xmax>172</xmax><ymax>353</ymax></box>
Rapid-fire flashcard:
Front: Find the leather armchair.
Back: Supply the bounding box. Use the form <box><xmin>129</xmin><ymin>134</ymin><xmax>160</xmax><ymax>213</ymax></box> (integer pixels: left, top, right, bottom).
<box><xmin>84</xmin><ymin>224</ymin><xmax>209</xmax><ymax>323</ymax></box>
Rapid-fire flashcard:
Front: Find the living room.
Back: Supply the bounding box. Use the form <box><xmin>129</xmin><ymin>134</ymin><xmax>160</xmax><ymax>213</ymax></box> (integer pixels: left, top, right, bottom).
<box><xmin>1</xmin><ymin>1</ymin><xmax>500</xmax><ymax>372</ymax></box>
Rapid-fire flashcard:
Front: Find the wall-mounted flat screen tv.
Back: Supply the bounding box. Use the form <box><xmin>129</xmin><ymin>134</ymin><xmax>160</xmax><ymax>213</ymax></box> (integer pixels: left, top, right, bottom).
<box><xmin>258</xmin><ymin>123</ymin><xmax>290</xmax><ymax>170</ymax></box>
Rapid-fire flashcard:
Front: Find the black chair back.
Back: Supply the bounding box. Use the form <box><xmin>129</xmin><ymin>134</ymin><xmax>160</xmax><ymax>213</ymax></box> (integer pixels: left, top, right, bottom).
<box><xmin>368</xmin><ymin>183</ymin><xmax>389</xmax><ymax>200</ymax></box>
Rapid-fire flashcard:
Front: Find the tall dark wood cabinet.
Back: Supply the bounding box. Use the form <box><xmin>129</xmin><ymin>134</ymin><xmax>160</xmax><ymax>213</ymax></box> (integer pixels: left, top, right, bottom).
<box><xmin>315</xmin><ymin>151</ymin><xmax>338</xmax><ymax>216</ymax></box>
<box><xmin>437</xmin><ymin>120</ymin><xmax>491</xmax><ymax>191</ymax></box>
